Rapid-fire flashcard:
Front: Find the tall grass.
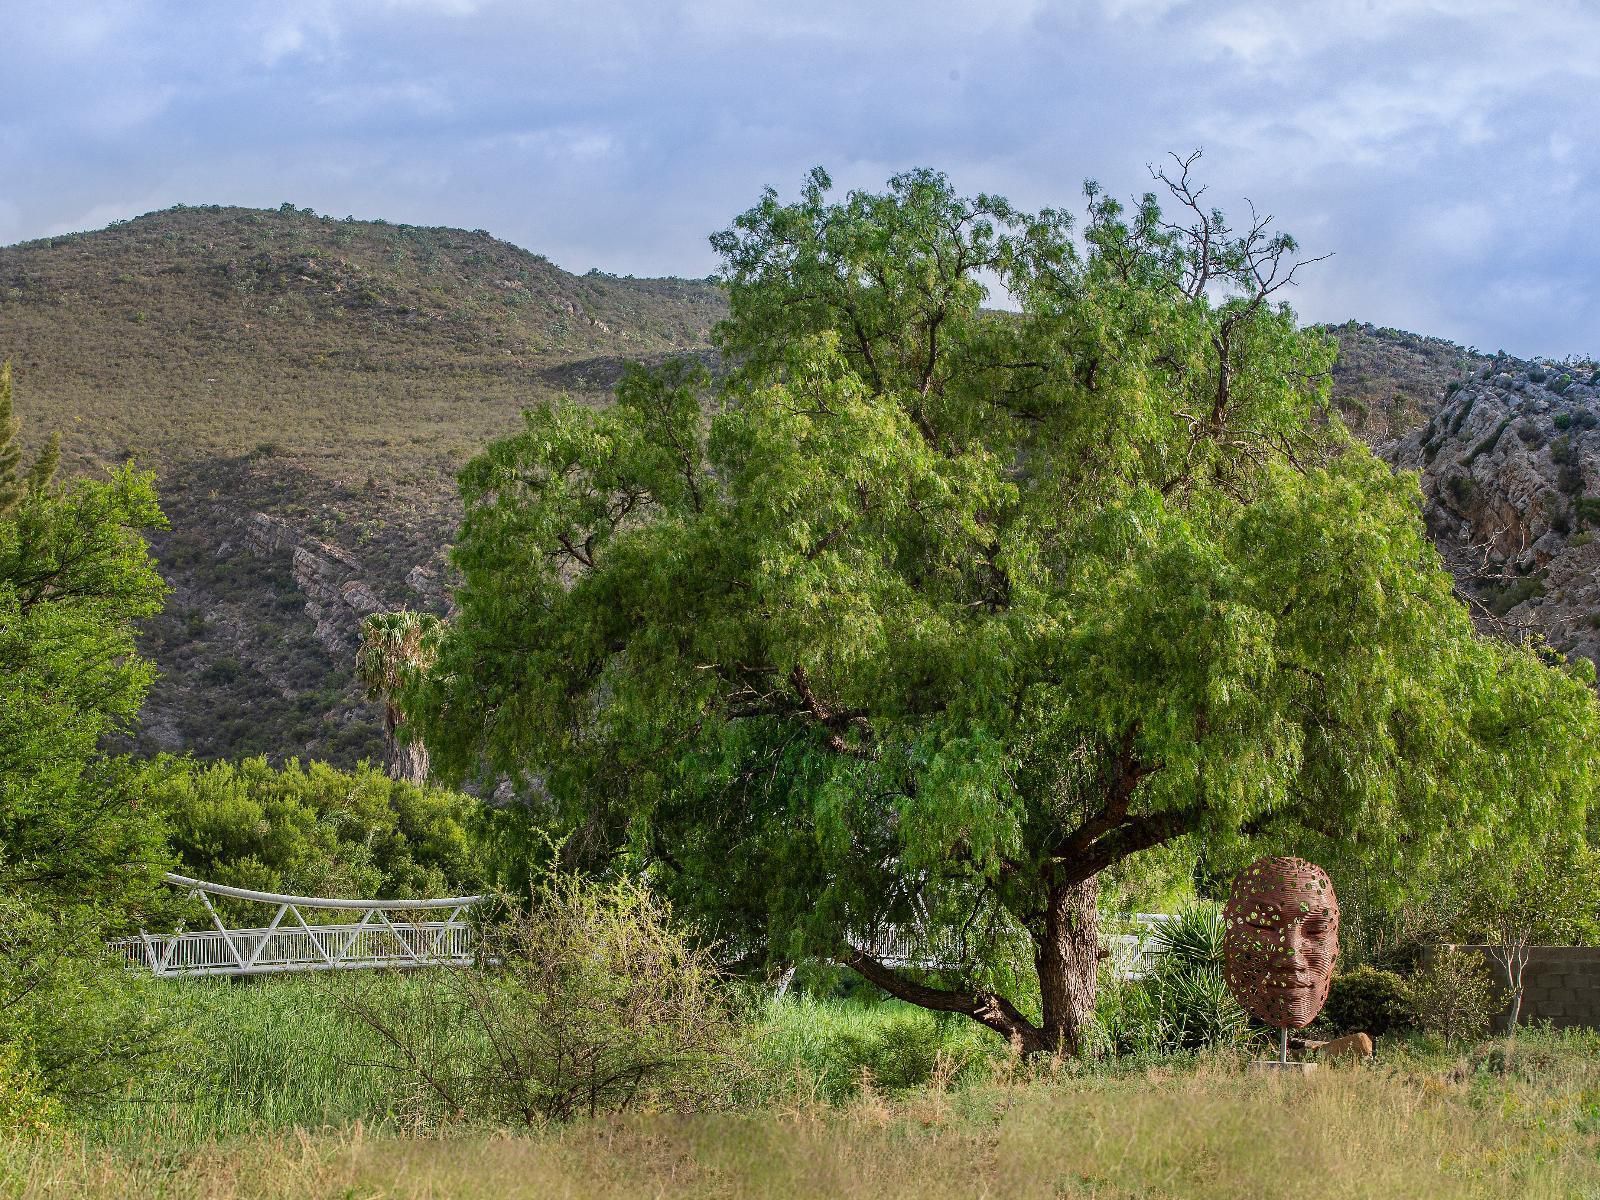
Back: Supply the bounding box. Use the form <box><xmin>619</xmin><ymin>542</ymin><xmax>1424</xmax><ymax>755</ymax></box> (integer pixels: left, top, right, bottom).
<box><xmin>740</xmin><ymin>995</ymin><xmax>1003</xmax><ymax>1104</ymax></box>
<box><xmin>19</xmin><ymin>1032</ymin><xmax>1600</xmax><ymax>1198</ymax></box>
<box><xmin>85</xmin><ymin>975</ymin><xmax>406</xmax><ymax>1144</ymax></box>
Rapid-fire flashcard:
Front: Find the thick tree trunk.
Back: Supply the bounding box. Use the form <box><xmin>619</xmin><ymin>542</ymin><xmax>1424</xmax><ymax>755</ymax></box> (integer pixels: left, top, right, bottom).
<box><xmin>1033</xmin><ymin>875</ymin><xmax>1100</xmax><ymax>1056</ymax></box>
<box><xmin>384</xmin><ymin>702</ymin><xmax>430</xmax><ymax>786</ymax></box>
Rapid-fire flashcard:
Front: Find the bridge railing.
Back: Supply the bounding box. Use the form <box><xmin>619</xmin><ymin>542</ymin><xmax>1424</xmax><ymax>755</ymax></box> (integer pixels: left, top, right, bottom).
<box><xmin>112</xmin><ymin>873</ymin><xmax>483</xmax><ymax>979</ymax></box>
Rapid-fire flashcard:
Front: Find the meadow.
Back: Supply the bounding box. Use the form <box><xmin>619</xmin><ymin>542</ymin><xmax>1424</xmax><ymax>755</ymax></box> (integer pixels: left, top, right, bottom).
<box><xmin>10</xmin><ymin>973</ymin><xmax>1600</xmax><ymax>1200</ymax></box>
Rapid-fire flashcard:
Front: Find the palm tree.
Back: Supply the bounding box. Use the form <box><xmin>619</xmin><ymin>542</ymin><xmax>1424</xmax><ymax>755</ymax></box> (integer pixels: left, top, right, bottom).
<box><xmin>355</xmin><ymin>610</ymin><xmax>441</xmax><ymax>786</ymax></box>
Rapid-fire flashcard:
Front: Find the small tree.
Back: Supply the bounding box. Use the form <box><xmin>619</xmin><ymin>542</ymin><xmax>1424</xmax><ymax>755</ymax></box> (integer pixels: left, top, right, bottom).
<box><xmin>356</xmin><ymin>610</ymin><xmax>441</xmax><ymax>785</ymax></box>
<box><xmin>1460</xmin><ymin>843</ymin><xmax>1597</xmax><ymax>1036</ymax></box>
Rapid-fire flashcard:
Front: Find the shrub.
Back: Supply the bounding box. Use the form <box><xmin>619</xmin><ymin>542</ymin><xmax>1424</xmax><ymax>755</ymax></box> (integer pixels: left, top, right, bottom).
<box><xmin>1323</xmin><ymin>966</ymin><xmax>1416</xmax><ymax>1036</ymax></box>
<box><xmin>340</xmin><ymin>875</ymin><xmax>737</xmax><ymax>1126</ymax></box>
<box><xmin>1113</xmin><ymin>904</ymin><xmax>1251</xmax><ymax>1055</ymax></box>
<box><xmin>1445</xmin><ymin>474</ymin><xmax>1477</xmax><ymax>509</ymax></box>
<box><xmin>1411</xmin><ymin>948</ymin><xmax>1497</xmax><ymax>1045</ymax></box>
<box><xmin>0</xmin><ymin>1046</ymin><xmax>59</xmax><ymax>1136</ymax></box>
<box><xmin>1487</xmin><ymin>575</ymin><xmax>1545</xmax><ymax>617</ymax></box>
<box><xmin>1554</xmin><ymin>411</ymin><xmax>1573</xmax><ymax>431</ymax></box>
<box><xmin>1529</xmin><ymin>367</ymin><xmax>1548</xmax><ymax>384</ymax></box>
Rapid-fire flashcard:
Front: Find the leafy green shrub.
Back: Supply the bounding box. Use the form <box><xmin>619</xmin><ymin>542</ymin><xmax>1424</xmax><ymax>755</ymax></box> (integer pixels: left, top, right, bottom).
<box><xmin>1445</xmin><ymin>474</ymin><xmax>1477</xmax><ymax>508</ymax></box>
<box><xmin>0</xmin><ymin>1045</ymin><xmax>58</xmax><ymax>1136</ymax></box>
<box><xmin>1323</xmin><ymin>966</ymin><xmax>1416</xmax><ymax>1036</ymax></box>
<box><xmin>149</xmin><ymin>755</ymin><xmax>481</xmax><ymax>917</ymax></box>
<box><xmin>1487</xmin><ymin>575</ymin><xmax>1545</xmax><ymax>617</ymax></box>
<box><xmin>1109</xmin><ymin>904</ymin><xmax>1250</xmax><ymax>1055</ymax></box>
<box><xmin>1412</xmin><ymin>948</ymin><xmax>1497</xmax><ymax>1045</ymax></box>
<box><xmin>1554</xmin><ymin>411</ymin><xmax>1573</xmax><ymax>431</ymax></box>
<box><xmin>341</xmin><ymin>876</ymin><xmax>737</xmax><ymax>1126</ymax></box>
<box><xmin>1529</xmin><ymin>367</ymin><xmax>1548</xmax><ymax>384</ymax></box>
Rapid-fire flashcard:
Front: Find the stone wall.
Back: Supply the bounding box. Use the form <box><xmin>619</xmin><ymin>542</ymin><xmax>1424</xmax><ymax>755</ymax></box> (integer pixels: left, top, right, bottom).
<box><xmin>1448</xmin><ymin>945</ymin><xmax>1600</xmax><ymax>1031</ymax></box>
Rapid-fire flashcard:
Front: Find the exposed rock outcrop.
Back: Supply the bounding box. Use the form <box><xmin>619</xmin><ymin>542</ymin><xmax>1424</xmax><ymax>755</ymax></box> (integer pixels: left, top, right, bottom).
<box><xmin>1386</xmin><ymin>359</ymin><xmax>1600</xmax><ymax>666</ymax></box>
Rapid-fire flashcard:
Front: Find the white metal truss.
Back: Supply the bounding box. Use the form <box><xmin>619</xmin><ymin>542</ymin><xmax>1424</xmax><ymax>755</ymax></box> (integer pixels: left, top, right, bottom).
<box><xmin>108</xmin><ymin>873</ymin><xmax>483</xmax><ymax>979</ymax></box>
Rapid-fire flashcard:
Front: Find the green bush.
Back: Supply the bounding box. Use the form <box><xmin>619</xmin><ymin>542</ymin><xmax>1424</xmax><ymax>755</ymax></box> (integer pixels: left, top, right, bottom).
<box><xmin>1323</xmin><ymin>966</ymin><xmax>1416</xmax><ymax>1036</ymax></box>
<box><xmin>0</xmin><ymin>1045</ymin><xmax>59</xmax><ymax>1136</ymax></box>
<box><xmin>1106</xmin><ymin>905</ymin><xmax>1250</xmax><ymax>1056</ymax></box>
<box><xmin>340</xmin><ymin>876</ymin><xmax>737</xmax><ymax>1126</ymax></box>
<box><xmin>1554</xmin><ymin>411</ymin><xmax>1573</xmax><ymax>431</ymax></box>
<box><xmin>1412</xmin><ymin>949</ymin><xmax>1498</xmax><ymax>1045</ymax></box>
<box><xmin>148</xmin><ymin>755</ymin><xmax>482</xmax><ymax>919</ymax></box>
<box><xmin>1445</xmin><ymin>474</ymin><xmax>1477</xmax><ymax>508</ymax></box>
<box><xmin>1487</xmin><ymin>575</ymin><xmax>1545</xmax><ymax>617</ymax></box>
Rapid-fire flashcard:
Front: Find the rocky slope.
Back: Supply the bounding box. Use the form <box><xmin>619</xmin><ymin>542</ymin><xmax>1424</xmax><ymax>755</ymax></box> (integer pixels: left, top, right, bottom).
<box><xmin>1388</xmin><ymin>357</ymin><xmax>1600</xmax><ymax>665</ymax></box>
<box><xmin>2</xmin><ymin>205</ymin><xmax>724</xmax><ymax>764</ymax></box>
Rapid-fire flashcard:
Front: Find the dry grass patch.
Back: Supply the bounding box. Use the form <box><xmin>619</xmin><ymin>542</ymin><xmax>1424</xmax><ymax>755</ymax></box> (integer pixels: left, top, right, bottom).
<box><xmin>11</xmin><ymin>1054</ymin><xmax>1600</xmax><ymax>1199</ymax></box>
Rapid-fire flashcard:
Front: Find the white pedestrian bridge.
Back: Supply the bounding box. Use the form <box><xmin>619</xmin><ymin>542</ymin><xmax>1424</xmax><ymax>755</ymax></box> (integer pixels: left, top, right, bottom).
<box><xmin>113</xmin><ymin>873</ymin><xmax>1171</xmax><ymax>983</ymax></box>
<box><xmin>109</xmin><ymin>873</ymin><xmax>484</xmax><ymax>979</ymax></box>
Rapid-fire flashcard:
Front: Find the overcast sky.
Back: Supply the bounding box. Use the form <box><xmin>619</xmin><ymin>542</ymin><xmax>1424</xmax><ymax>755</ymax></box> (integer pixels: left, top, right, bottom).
<box><xmin>3</xmin><ymin>0</ymin><xmax>1596</xmax><ymax>357</ymax></box>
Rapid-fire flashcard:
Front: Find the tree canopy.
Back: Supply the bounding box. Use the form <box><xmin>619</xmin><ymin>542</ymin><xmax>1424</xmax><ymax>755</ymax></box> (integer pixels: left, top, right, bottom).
<box><xmin>414</xmin><ymin>163</ymin><xmax>1600</xmax><ymax>1053</ymax></box>
<box><xmin>0</xmin><ymin>377</ymin><xmax>171</xmax><ymax>1092</ymax></box>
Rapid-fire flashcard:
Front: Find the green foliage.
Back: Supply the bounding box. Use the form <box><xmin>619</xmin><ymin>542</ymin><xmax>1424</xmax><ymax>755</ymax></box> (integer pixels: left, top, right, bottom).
<box><xmin>1124</xmin><ymin>905</ymin><xmax>1250</xmax><ymax>1054</ymax></box>
<box><xmin>1412</xmin><ymin>949</ymin><xmax>1498</xmax><ymax>1044</ymax></box>
<box><xmin>1147</xmin><ymin>903</ymin><xmax>1228</xmax><ymax>971</ymax></box>
<box><xmin>340</xmin><ymin>875</ymin><xmax>736</xmax><ymax>1125</ymax></box>
<box><xmin>1323</xmin><ymin>966</ymin><xmax>1417</xmax><ymax>1036</ymax></box>
<box><xmin>0</xmin><ymin>436</ymin><xmax>172</xmax><ymax>1105</ymax></box>
<box><xmin>1486</xmin><ymin>574</ymin><xmax>1545</xmax><ymax>616</ymax></box>
<box><xmin>148</xmin><ymin>756</ymin><xmax>482</xmax><ymax>915</ymax></box>
<box><xmin>743</xmin><ymin>995</ymin><xmax>1000</xmax><ymax>1103</ymax></box>
<box><xmin>1555</xmin><ymin>411</ymin><xmax>1574</xmax><ymax>430</ymax></box>
<box><xmin>415</xmin><ymin>164</ymin><xmax>1600</xmax><ymax>1055</ymax></box>
<box><xmin>85</xmin><ymin>975</ymin><xmax>405</xmax><ymax>1142</ymax></box>
<box><xmin>0</xmin><ymin>1044</ymin><xmax>58</xmax><ymax>1136</ymax></box>
<box><xmin>1445</xmin><ymin>473</ymin><xmax>1478</xmax><ymax>508</ymax></box>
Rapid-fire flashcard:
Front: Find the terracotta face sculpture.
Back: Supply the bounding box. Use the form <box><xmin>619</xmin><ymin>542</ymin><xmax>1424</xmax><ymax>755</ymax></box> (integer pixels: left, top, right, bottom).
<box><xmin>1222</xmin><ymin>856</ymin><xmax>1339</xmax><ymax>1030</ymax></box>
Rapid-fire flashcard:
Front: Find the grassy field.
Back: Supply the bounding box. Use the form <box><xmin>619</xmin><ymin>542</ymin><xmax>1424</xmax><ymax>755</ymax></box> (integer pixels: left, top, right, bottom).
<box><xmin>14</xmin><ymin>1034</ymin><xmax>1600</xmax><ymax>1198</ymax></box>
<box><xmin>12</xmin><ymin>975</ymin><xmax>1600</xmax><ymax>1198</ymax></box>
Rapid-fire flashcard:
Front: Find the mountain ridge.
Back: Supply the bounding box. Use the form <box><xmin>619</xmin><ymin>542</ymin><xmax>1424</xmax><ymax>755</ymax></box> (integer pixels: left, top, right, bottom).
<box><xmin>0</xmin><ymin>204</ymin><xmax>1577</xmax><ymax>766</ymax></box>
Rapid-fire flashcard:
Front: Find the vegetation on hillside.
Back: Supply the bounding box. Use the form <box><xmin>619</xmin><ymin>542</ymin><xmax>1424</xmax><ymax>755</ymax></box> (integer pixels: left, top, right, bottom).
<box><xmin>0</xmin><ymin>206</ymin><xmax>726</xmax><ymax>767</ymax></box>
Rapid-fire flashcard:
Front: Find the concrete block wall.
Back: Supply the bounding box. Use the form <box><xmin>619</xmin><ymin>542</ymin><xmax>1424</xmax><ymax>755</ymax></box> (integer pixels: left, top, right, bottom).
<box><xmin>1448</xmin><ymin>945</ymin><xmax>1600</xmax><ymax>1031</ymax></box>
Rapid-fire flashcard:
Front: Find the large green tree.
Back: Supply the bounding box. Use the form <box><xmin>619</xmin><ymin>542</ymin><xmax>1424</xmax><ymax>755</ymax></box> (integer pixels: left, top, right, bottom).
<box><xmin>415</xmin><ymin>163</ymin><xmax>1600</xmax><ymax>1054</ymax></box>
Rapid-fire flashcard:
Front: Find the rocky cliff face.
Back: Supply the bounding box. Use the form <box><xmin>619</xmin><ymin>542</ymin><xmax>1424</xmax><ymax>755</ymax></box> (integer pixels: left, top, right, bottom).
<box><xmin>1387</xmin><ymin>359</ymin><xmax>1600</xmax><ymax>665</ymax></box>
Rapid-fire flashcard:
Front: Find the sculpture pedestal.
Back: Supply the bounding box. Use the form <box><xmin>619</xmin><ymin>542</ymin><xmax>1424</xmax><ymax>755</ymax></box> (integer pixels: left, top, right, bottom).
<box><xmin>1248</xmin><ymin>1060</ymin><xmax>1318</xmax><ymax>1075</ymax></box>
